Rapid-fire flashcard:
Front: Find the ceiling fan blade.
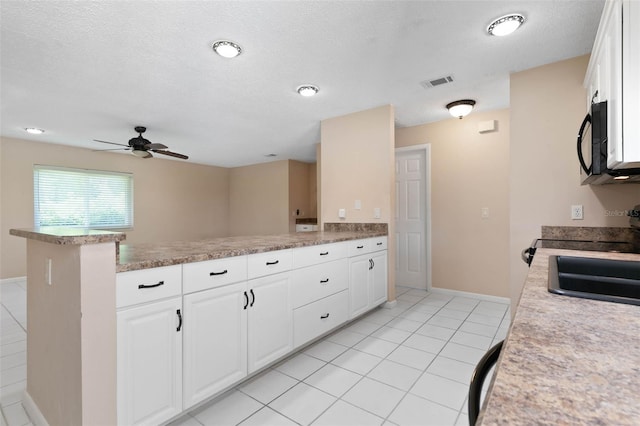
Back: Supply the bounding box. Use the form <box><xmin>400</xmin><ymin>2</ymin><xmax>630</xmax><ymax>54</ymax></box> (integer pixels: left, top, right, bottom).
<box><xmin>152</xmin><ymin>150</ymin><xmax>189</xmax><ymax>160</ymax></box>
<box><xmin>92</xmin><ymin>148</ymin><xmax>131</xmax><ymax>152</ymax></box>
<box><xmin>145</xmin><ymin>143</ymin><xmax>168</xmax><ymax>150</ymax></box>
<box><xmin>93</xmin><ymin>139</ymin><xmax>129</xmax><ymax>147</ymax></box>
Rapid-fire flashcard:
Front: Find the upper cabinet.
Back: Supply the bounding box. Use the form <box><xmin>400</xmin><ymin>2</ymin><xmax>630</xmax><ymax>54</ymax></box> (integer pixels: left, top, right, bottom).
<box><xmin>585</xmin><ymin>0</ymin><xmax>640</xmax><ymax>169</ymax></box>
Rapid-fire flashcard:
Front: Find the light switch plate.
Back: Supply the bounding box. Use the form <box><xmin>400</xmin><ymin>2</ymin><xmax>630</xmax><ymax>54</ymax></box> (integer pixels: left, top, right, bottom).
<box><xmin>373</xmin><ymin>207</ymin><xmax>381</xmax><ymax>219</ymax></box>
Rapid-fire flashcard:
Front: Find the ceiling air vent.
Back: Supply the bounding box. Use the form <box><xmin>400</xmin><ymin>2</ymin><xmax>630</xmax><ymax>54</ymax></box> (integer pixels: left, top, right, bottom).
<box><xmin>420</xmin><ymin>75</ymin><xmax>454</xmax><ymax>89</ymax></box>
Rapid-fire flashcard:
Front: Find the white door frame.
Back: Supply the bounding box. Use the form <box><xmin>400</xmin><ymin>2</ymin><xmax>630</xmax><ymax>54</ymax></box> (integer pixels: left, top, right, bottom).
<box><xmin>394</xmin><ymin>144</ymin><xmax>432</xmax><ymax>290</ymax></box>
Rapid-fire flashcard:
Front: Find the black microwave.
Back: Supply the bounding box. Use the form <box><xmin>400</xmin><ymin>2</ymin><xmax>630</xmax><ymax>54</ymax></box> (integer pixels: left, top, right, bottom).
<box><xmin>577</xmin><ymin>100</ymin><xmax>640</xmax><ymax>184</ymax></box>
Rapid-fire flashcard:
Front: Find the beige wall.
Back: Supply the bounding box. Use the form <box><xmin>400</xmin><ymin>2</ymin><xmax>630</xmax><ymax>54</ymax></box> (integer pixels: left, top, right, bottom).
<box><xmin>288</xmin><ymin>160</ymin><xmax>312</xmax><ymax>232</ymax></box>
<box><xmin>308</xmin><ymin>162</ymin><xmax>318</xmax><ymax>220</ymax></box>
<box><xmin>396</xmin><ymin>109</ymin><xmax>511</xmax><ymax>298</ymax></box>
<box><xmin>320</xmin><ymin>105</ymin><xmax>396</xmax><ymax>298</ymax></box>
<box><xmin>0</xmin><ymin>136</ymin><xmax>230</xmax><ymax>279</ymax></box>
<box><xmin>26</xmin><ymin>240</ymin><xmax>117</xmax><ymax>425</ymax></box>
<box><xmin>510</xmin><ymin>55</ymin><xmax>639</xmax><ymax>307</ymax></box>
<box><xmin>228</xmin><ymin>160</ymin><xmax>290</xmax><ymax>236</ymax></box>
<box><xmin>320</xmin><ymin>105</ymin><xmax>395</xmax><ymax>225</ymax></box>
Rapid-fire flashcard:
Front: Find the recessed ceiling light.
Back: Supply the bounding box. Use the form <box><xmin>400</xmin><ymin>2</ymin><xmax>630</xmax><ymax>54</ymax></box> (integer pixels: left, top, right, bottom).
<box><xmin>297</xmin><ymin>85</ymin><xmax>319</xmax><ymax>97</ymax></box>
<box><xmin>25</xmin><ymin>127</ymin><xmax>45</xmax><ymax>134</ymax></box>
<box><xmin>446</xmin><ymin>99</ymin><xmax>476</xmax><ymax>119</ymax></box>
<box><xmin>487</xmin><ymin>13</ymin><xmax>525</xmax><ymax>36</ymax></box>
<box><xmin>212</xmin><ymin>40</ymin><xmax>242</xmax><ymax>58</ymax></box>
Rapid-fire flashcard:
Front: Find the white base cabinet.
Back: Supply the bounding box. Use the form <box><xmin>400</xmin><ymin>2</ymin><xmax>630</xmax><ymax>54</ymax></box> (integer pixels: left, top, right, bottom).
<box><xmin>117</xmin><ymin>237</ymin><xmax>387</xmax><ymax>424</ymax></box>
<box><xmin>117</xmin><ymin>297</ymin><xmax>183</xmax><ymax>426</ymax></box>
<box><xmin>182</xmin><ymin>282</ymin><xmax>247</xmax><ymax>409</ymax></box>
<box><xmin>247</xmin><ymin>272</ymin><xmax>293</xmax><ymax>372</ymax></box>
<box><xmin>348</xmin><ymin>237</ymin><xmax>388</xmax><ymax>319</ymax></box>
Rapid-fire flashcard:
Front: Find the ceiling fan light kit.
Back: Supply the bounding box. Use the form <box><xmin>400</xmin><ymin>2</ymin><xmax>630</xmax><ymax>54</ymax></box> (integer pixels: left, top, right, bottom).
<box><xmin>93</xmin><ymin>126</ymin><xmax>189</xmax><ymax>160</ymax></box>
<box><xmin>446</xmin><ymin>99</ymin><xmax>476</xmax><ymax>119</ymax></box>
<box><xmin>487</xmin><ymin>13</ymin><xmax>525</xmax><ymax>36</ymax></box>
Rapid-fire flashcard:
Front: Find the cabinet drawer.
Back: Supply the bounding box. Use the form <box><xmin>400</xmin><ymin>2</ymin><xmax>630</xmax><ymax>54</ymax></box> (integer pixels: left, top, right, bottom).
<box><xmin>347</xmin><ymin>237</ymin><xmax>388</xmax><ymax>256</ymax></box>
<box><xmin>293</xmin><ymin>242</ymin><xmax>347</xmax><ymax>269</ymax></box>
<box><xmin>247</xmin><ymin>249</ymin><xmax>292</xmax><ymax>279</ymax></box>
<box><xmin>346</xmin><ymin>239</ymin><xmax>371</xmax><ymax>257</ymax></box>
<box><xmin>291</xmin><ymin>259</ymin><xmax>348</xmax><ymax>308</ymax></box>
<box><xmin>369</xmin><ymin>237</ymin><xmax>388</xmax><ymax>252</ymax></box>
<box><xmin>293</xmin><ymin>290</ymin><xmax>349</xmax><ymax>348</ymax></box>
<box><xmin>183</xmin><ymin>256</ymin><xmax>247</xmax><ymax>294</ymax></box>
<box><xmin>117</xmin><ymin>265</ymin><xmax>182</xmax><ymax>308</ymax></box>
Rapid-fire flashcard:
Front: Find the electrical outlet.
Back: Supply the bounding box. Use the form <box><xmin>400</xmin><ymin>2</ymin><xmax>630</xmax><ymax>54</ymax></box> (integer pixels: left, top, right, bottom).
<box><xmin>571</xmin><ymin>205</ymin><xmax>584</xmax><ymax>220</ymax></box>
<box><xmin>354</xmin><ymin>200</ymin><xmax>361</xmax><ymax>210</ymax></box>
<box><xmin>373</xmin><ymin>207</ymin><xmax>381</xmax><ymax>219</ymax></box>
<box><xmin>338</xmin><ymin>208</ymin><xmax>346</xmax><ymax>219</ymax></box>
<box><xmin>481</xmin><ymin>207</ymin><xmax>489</xmax><ymax>219</ymax></box>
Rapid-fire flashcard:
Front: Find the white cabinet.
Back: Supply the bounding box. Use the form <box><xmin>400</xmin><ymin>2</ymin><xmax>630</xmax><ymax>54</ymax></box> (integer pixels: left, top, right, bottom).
<box><xmin>182</xmin><ymin>282</ymin><xmax>247</xmax><ymax>409</ymax></box>
<box><xmin>584</xmin><ymin>0</ymin><xmax>640</xmax><ymax>170</ymax></box>
<box><xmin>116</xmin><ymin>267</ymin><xmax>183</xmax><ymax>425</ymax></box>
<box><xmin>348</xmin><ymin>237</ymin><xmax>388</xmax><ymax>319</ymax></box>
<box><xmin>293</xmin><ymin>290</ymin><xmax>349</xmax><ymax>347</ymax></box>
<box><xmin>247</xmin><ymin>272</ymin><xmax>293</xmax><ymax>372</ymax></box>
<box><xmin>182</xmin><ymin>252</ymin><xmax>292</xmax><ymax>408</ymax></box>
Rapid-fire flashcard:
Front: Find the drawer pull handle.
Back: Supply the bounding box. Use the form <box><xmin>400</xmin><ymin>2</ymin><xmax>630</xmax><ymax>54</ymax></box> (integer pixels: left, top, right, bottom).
<box><xmin>320</xmin><ymin>279</ymin><xmax>329</xmax><ymax>284</ymax></box>
<box><xmin>357</xmin><ymin>245</ymin><xmax>364</xmax><ymax>249</ymax></box>
<box><xmin>320</xmin><ymin>313</ymin><xmax>330</xmax><ymax>319</ymax></box>
<box><xmin>320</xmin><ymin>251</ymin><xmax>329</xmax><ymax>256</ymax></box>
<box><xmin>176</xmin><ymin>309</ymin><xmax>183</xmax><ymax>332</ymax></box>
<box><xmin>138</xmin><ymin>281</ymin><xmax>164</xmax><ymax>289</ymax></box>
<box><xmin>266</xmin><ymin>260</ymin><xmax>280</xmax><ymax>266</ymax></box>
<box><xmin>250</xmin><ymin>289</ymin><xmax>255</xmax><ymax>307</ymax></box>
<box><xmin>210</xmin><ymin>270</ymin><xmax>228</xmax><ymax>276</ymax></box>
<box><xmin>377</xmin><ymin>242</ymin><xmax>383</xmax><ymax>246</ymax></box>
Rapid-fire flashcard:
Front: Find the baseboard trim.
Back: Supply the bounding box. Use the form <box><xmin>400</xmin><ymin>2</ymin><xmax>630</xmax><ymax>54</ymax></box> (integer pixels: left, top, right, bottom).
<box><xmin>382</xmin><ymin>299</ymin><xmax>397</xmax><ymax>309</ymax></box>
<box><xmin>0</xmin><ymin>276</ymin><xmax>26</xmax><ymax>285</ymax></box>
<box><xmin>430</xmin><ymin>287</ymin><xmax>510</xmax><ymax>305</ymax></box>
<box><xmin>23</xmin><ymin>391</ymin><xmax>49</xmax><ymax>426</ymax></box>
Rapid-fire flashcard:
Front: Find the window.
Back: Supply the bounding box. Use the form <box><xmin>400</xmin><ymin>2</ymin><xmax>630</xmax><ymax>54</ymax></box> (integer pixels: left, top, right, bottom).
<box><xmin>34</xmin><ymin>165</ymin><xmax>133</xmax><ymax>229</ymax></box>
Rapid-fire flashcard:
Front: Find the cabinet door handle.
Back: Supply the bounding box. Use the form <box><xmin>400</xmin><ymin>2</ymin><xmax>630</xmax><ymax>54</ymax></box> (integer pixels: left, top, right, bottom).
<box><xmin>357</xmin><ymin>245</ymin><xmax>364</xmax><ymax>249</ymax></box>
<box><xmin>243</xmin><ymin>291</ymin><xmax>249</xmax><ymax>310</ymax></box>
<box><xmin>320</xmin><ymin>313</ymin><xmax>330</xmax><ymax>319</ymax></box>
<box><xmin>250</xmin><ymin>289</ymin><xmax>255</xmax><ymax>307</ymax></box>
<box><xmin>138</xmin><ymin>280</ymin><xmax>164</xmax><ymax>289</ymax></box>
<box><xmin>320</xmin><ymin>278</ymin><xmax>329</xmax><ymax>284</ymax></box>
<box><xmin>320</xmin><ymin>251</ymin><xmax>329</xmax><ymax>256</ymax></box>
<box><xmin>210</xmin><ymin>270</ymin><xmax>228</xmax><ymax>276</ymax></box>
<box><xmin>369</xmin><ymin>259</ymin><xmax>373</xmax><ymax>270</ymax></box>
<box><xmin>176</xmin><ymin>309</ymin><xmax>183</xmax><ymax>332</ymax></box>
<box><xmin>266</xmin><ymin>260</ymin><xmax>279</xmax><ymax>266</ymax></box>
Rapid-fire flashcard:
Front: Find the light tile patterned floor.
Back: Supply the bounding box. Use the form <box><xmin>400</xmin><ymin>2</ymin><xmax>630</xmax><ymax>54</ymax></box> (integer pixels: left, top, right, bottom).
<box><xmin>0</xmin><ymin>282</ymin><xmax>510</xmax><ymax>426</ymax></box>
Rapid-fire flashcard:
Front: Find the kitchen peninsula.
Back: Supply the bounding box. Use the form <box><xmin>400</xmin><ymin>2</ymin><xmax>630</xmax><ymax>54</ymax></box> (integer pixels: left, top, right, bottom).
<box><xmin>9</xmin><ymin>225</ymin><xmax>389</xmax><ymax>426</ymax></box>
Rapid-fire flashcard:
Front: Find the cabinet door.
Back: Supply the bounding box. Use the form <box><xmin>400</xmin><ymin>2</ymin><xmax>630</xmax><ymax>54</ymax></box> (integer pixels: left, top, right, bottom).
<box><xmin>370</xmin><ymin>251</ymin><xmax>388</xmax><ymax>307</ymax></box>
<box><xmin>183</xmin><ymin>282</ymin><xmax>248</xmax><ymax>409</ymax></box>
<box><xmin>117</xmin><ymin>297</ymin><xmax>182</xmax><ymax>426</ymax></box>
<box><xmin>349</xmin><ymin>255</ymin><xmax>370</xmax><ymax>319</ymax></box>
<box><xmin>247</xmin><ymin>273</ymin><xmax>293</xmax><ymax>372</ymax></box>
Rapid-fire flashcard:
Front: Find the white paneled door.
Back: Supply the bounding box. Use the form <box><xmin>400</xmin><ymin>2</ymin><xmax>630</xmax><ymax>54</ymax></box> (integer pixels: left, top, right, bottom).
<box><xmin>395</xmin><ymin>149</ymin><xmax>428</xmax><ymax>289</ymax></box>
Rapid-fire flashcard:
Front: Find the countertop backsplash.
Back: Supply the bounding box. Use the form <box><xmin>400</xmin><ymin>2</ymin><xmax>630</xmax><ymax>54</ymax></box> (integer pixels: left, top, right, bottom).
<box><xmin>541</xmin><ymin>225</ymin><xmax>640</xmax><ymax>253</ymax></box>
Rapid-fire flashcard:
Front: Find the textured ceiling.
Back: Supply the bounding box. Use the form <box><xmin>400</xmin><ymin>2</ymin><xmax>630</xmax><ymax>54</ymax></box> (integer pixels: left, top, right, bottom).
<box><xmin>1</xmin><ymin>0</ymin><xmax>604</xmax><ymax>167</ymax></box>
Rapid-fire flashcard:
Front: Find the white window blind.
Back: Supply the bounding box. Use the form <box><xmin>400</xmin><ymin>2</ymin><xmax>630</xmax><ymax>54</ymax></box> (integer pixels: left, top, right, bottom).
<box><xmin>34</xmin><ymin>165</ymin><xmax>133</xmax><ymax>229</ymax></box>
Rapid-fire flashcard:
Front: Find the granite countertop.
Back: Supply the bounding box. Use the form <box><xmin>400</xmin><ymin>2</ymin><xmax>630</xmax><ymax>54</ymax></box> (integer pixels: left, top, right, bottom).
<box><xmin>479</xmin><ymin>248</ymin><xmax>640</xmax><ymax>425</ymax></box>
<box><xmin>9</xmin><ymin>227</ymin><xmax>126</xmax><ymax>245</ymax></box>
<box><xmin>117</xmin><ymin>230</ymin><xmax>386</xmax><ymax>272</ymax></box>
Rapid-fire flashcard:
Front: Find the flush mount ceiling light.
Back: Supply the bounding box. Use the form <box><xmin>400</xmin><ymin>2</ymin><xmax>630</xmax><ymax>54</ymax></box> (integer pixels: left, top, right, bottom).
<box><xmin>25</xmin><ymin>127</ymin><xmax>45</xmax><ymax>134</ymax></box>
<box><xmin>212</xmin><ymin>40</ymin><xmax>242</xmax><ymax>58</ymax></box>
<box><xmin>487</xmin><ymin>13</ymin><xmax>525</xmax><ymax>36</ymax></box>
<box><xmin>297</xmin><ymin>85</ymin><xmax>319</xmax><ymax>97</ymax></box>
<box><xmin>446</xmin><ymin>99</ymin><xmax>476</xmax><ymax>119</ymax></box>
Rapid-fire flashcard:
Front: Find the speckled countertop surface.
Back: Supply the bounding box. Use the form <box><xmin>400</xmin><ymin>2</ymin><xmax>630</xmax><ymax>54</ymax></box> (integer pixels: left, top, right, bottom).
<box><xmin>9</xmin><ymin>227</ymin><xmax>126</xmax><ymax>245</ymax></box>
<box><xmin>479</xmin><ymin>249</ymin><xmax>640</xmax><ymax>425</ymax></box>
<box><xmin>117</xmin><ymin>231</ymin><xmax>386</xmax><ymax>272</ymax></box>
